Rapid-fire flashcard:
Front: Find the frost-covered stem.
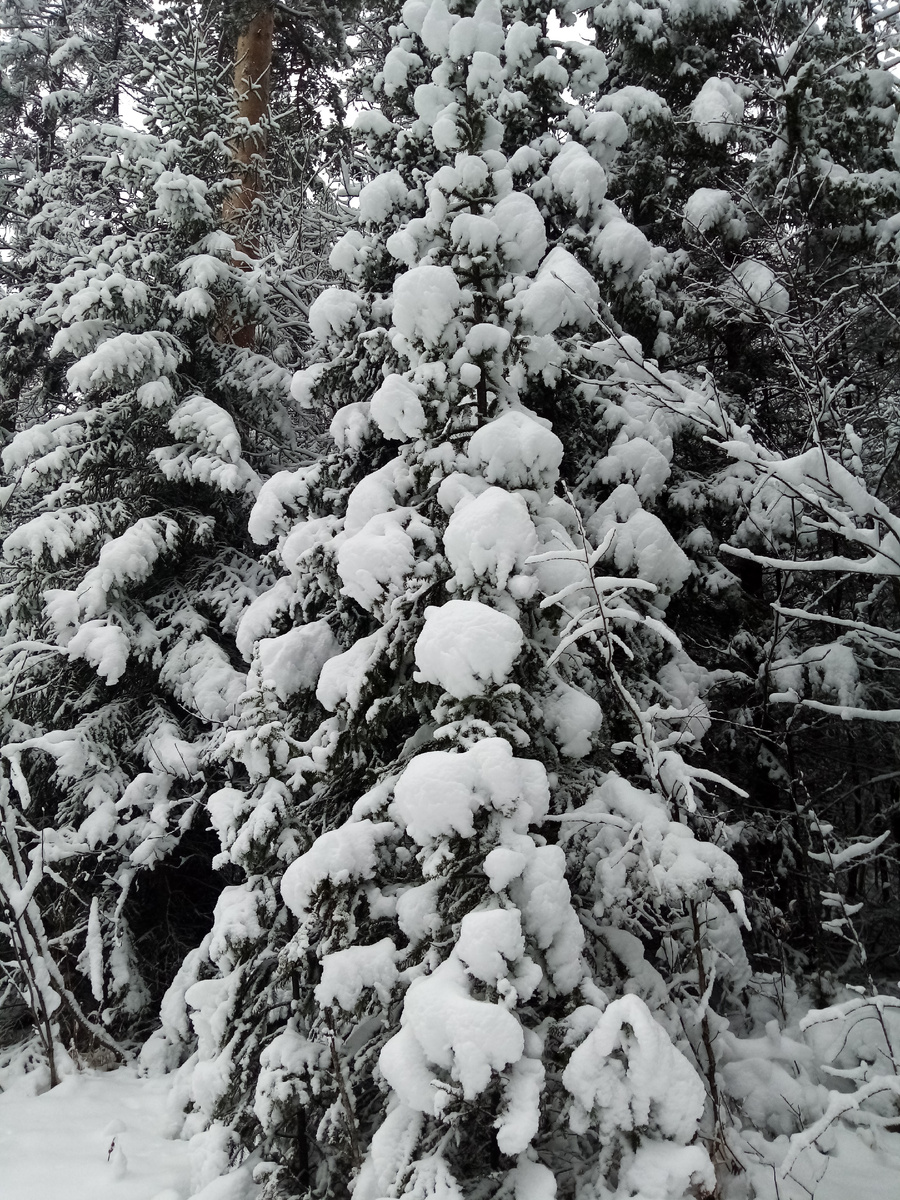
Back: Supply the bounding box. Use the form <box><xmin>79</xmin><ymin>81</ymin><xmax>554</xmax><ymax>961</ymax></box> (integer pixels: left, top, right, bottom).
<box><xmin>0</xmin><ymin>783</ymin><xmax>61</xmax><ymax>1083</ymax></box>
<box><xmin>690</xmin><ymin>900</ymin><xmax>722</xmax><ymax>1128</ymax></box>
<box><xmin>22</xmin><ymin>881</ymin><xmax>126</xmax><ymax>1061</ymax></box>
<box><xmin>326</xmin><ymin>1017</ymin><xmax>362</xmax><ymax>1168</ymax></box>
<box><xmin>561</xmin><ymin>487</ymin><xmax>678</xmax><ymax>806</ymax></box>
<box><xmin>807</xmin><ymin>807</ymin><xmax>898</xmax><ymax>1069</ymax></box>
<box><xmin>0</xmin><ymin>772</ymin><xmax>125</xmax><ymax>1067</ymax></box>
<box><xmin>287</xmin><ymin>912</ymin><xmax>311</xmax><ymax>1188</ymax></box>
<box><xmin>0</xmin><ymin>872</ymin><xmax>59</xmax><ymax>1085</ymax></box>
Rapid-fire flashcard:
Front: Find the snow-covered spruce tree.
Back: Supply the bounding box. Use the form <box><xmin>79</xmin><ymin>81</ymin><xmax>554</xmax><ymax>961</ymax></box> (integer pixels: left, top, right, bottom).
<box><xmin>0</xmin><ymin>7</ymin><xmax>302</xmax><ymax>1067</ymax></box>
<box><xmin>152</xmin><ymin>3</ymin><xmax>757</xmax><ymax>1197</ymax></box>
<box><xmin>586</xmin><ymin>0</ymin><xmax>900</xmax><ymax>980</ymax></box>
<box><xmin>0</xmin><ymin>0</ymin><xmax>146</xmax><ymax>447</ymax></box>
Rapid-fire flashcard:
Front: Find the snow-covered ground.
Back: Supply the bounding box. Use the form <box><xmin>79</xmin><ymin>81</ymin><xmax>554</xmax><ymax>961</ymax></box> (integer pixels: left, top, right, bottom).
<box><xmin>1</xmin><ymin>1064</ymin><xmax>898</xmax><ymax>1200</ymax></box>
<box><xmin>0</xmin><ymin>1066</ymin><xmax>255</xmax><ymax>1200</ymax></box>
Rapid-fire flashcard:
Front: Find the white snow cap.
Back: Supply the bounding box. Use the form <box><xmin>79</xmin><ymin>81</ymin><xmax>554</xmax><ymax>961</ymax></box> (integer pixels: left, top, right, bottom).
<box><xmin>358</xmin><ymin>170</ymin><xmax>411</xmax><ymax>224</ymax></box>
<box><xmin>691</xmin><ymin>77</ymin><xmax>744</xmax><ymax>143</ymax></box>
<box><xmin>491</xmin><ymin>192</ymin><xmax>548</xmax><ymax>274</ymax></box>
<box><xmin>392</xmin><ymin>264</ymin><xmax>462</xmax><ymax>349</ymax></box>
<box><xmin>255</xmin><ymin>621</ymin><xmax>340</xmax><ymax>702</ymax></box>
<box><xmin>414</xmin><ymin>599</ymin><xmax>524</xmax><ymax>699</ymax></box>
<box><xmin>390</xmin><ymin>737</ymin><xmax>550</xmax><ymax>844</ymax></box>
<box><xmin>370</xmin><ymin>374</ymin><xmax>427</xmax><ymax>441</ymax></box>
<box><xmin>563</xmin><ymin>993</ymin><xmax>708</xmax><ymax>1143</ymax></box>
<box><xmin>281</xmin><ymin>819</ymin><xmax>395</xmax><ymax>919</ymax></box>
<box><xmin>548</xmin><ymin>142</ymin><xmax>608</xmax><ymax>220</ymax></box>
<box><xmin>598</xmin><ymin>85</ymin><xmax>670</xmax><ymax>126</ymax></box>
<box><xmin>544</xmin><ymin>682</ymin><xmax>603</xmax><ymax>757</ymax></box>
<box><xmin>443</xmin><ymin>486</ymin><xmax>538</xmax><ymax>592</ymax></box>
<box><xmin>725</xmin><ymin>259</ymin><xmax>790</xmax><ymax>317</ymax></box>
<box><xmin>593</xmin><ymin>218</ymin><xmax>651</xmax><ymax>287</ymax></box>
<box><xmin>315</xmin><ymin>938</ymin><xmax>399</xmax><ymax>1011</ymax></box>
<box><xmin>330</xmin><ymin>402</ymin><xmax>372</xmax><ymax>452</ymax></box>
<box><xmin>308</xmin><ymin>288</ymin><xmax>363</xmax><ymax>343</ymax></box>
<box><xmin>336</xmin><ymin>509</ymin><xmax>433</xmax><ymax>614</ymax></box>
<box><xmin>316</xmin><ymin>630</ymin><xmax>383</xmax><ymax>712</ymax></box>
<box><xmin>683</xmin><ymin>187</ymin><xmax>746</xmax><ymax>240</ymax></box>
<box><xmin>580</xmin><ymin>110</ymin><xmax>629</xmax><ymax>164</ymax></box>
<box><xmin>467</xmin><ymin>409</ymin><xmax>563</xmax><ymax>491</ymax></box>
<box><xmin>379</xmin><ymin>956</ymin><xmax>524</xmax><ymax>1109</ymax></box>
<box><xmin>512</xmin><ymin>247</ymin><xmax>600</xmax><ymax>336</ymax></box>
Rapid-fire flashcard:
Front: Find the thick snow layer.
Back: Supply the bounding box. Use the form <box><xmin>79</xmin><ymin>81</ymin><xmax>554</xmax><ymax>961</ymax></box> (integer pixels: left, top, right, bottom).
<box><xmin>467</xmin><ymin>409</ymin><xmax>563</xmax><ymax>491</ymax></box>
<box><xmin>65</xmin><ymin>619</ymin><xmax>131</xmax><ymax>685</ymax></box>
<box><xmin>389</xmin><ymin>738</ymin><xmax>549</xmax><ymax>845</ymax></box>
<box><xmin>159</xmin><ymin>635</ymin><xmax>246</xmax><ymax>725</ymax></box>
<box><xmin>316</xmin><ymin>630</ymin><xmax>384</xmax><ymax>712</ymax></box>
<box><xmin>370</xmin><ymin>374</ymin><xmax>428</xmax><ymax>441</ymax></box>
<box><xmin>455</xmin><ymin>908</ymin><xmax>525</xmax><ymax>985</ymax></box>
<box><xmin>331</xmin><ymin>402</ymin><xmax>373</xmax><ymax>451</ymax></box>
<box><xmin>234</xmin><ymin>577</ymin><xmax>294</xmax><ymax>657</ymax></box>
<box><xmin>436</xmin><ymin>471</ymin><xmax>489</xmax><ymax>514</ymax></box>
<box><xmin>344</xmin><ymin>457</ymin><xmax>414</xmax><ymax>536</ymax></box>
<box><xmin>380</xmin><ymin>46</ymin><xmax>422</xmax><ymax>96</ymax></box>
<box><xmin>290</xmin><ymin>362</ymin><xmax>328</xmax><ymax>409</ymax></box>
<box><xmin>315</xmin><ymin>937</ymin><xmax>399</xmax><ymax>1010</ymax></box>
<box><xmin>419</xmin><ymin>0</ymin><xmax>454</xmax><ymax>56</ymax></box>
<box><xmin>464</xmin><ymin>323</ymin><xmax>511</xmax><ymax>358</ymax></box>
<box><xmin>548</xmin><ymin>142</ymin><xmax>607</xmax><ymax>219</ymax></box>
<box><xmin>328</xmin><ymin>229</ymin><xmax>369</xmax><ymax>278</ymax></box>
<box><xmin>415</xmin><ymin>81</ymin><xmax>456</xmax><ymax>126</ymax></box>
<box><xmin>450</xmin><ymin>211</ymin><xmax>500</xmax><ymax>256</ymax></box>
<box><xmin>65</xmin><ymin>331</ymin><xmax>180</xmax><ymax>392</ymax></box>
<box><xmin>336</xmin><ymin>510</ymin><xmax>419</xmax><ymax>612</ymax></box>
<box><xmin>443</xmin><ymin>486</ymin><xmax>538</xmax><ymax>592</ymax></box>
<box><xmin>380</xmin><ymin>954</ymin><xmax>525</xmax><ymax>1107</ymax></box>
<box><xmin>564</xmin><ymin>43</ymin><xmax>609</xmax><ymax>97</ymax></box>
<box><xmin>504</xmin><ymin>20</ymin><xmax>539</xmax><ymax>72</ymax></box>
<box><xmin>543</xmin><ymin>681</ymin><xmax>603</xmax><ymax>757</ymax></box>
<box><xmin>580</xmin><ymin>110</ymin><xmax>629</xmax><ymax>163</ymax></box>
<box><xmin>585</xmin><ymin>774</ymin><xmax>743</xmax><ymax>904</ymax></box>
<box><xmin>593</xmin><ymin>217</ymin><xmax>651</xmax><ymax>286</ymax></box>
<box><xmin>358</xmin><ymin>170</ymin><xmax>411</xmax><ymax>224</ymax></box>
<box><xmin>255</xmin><ymin>620</ymin><xmax>340</xmax><ymax>702</ymax></box>
<box><xmin>493</xmin><ymin>192</ymin><xmax>548</xmax><ymax>275</ymax></box>
<box><xmin>392</xmin><ymin>264</ymin><xmax>461</xmax><ymax>349</ymax></box>
<box><xmin>307</xmin><ymin>288</ymin><xmax>362</xmax><ymax>343</ymax></box>
<box><xmin>588</xmin><ymin>484</ymin><xmax>692</xmax><ymax>594</ymax></box>
<box><xmin>247</xmin><ymin>466</ymin><xmax>318</xmax><ymax>544</ymax></box>
<box><xmin>512</xmin><ymin>247</ymin><xmax>601</xmax><ymax>335</ymax></box>
<box><xmin>683</xmin><ymin>187</ymin><xmax>746</xmax><ymax>240</ymax></box>
<box><xmin>510</xmin><ymin>842</ymin><xmax>585</xmax><ymax>993</ymax></box>
<box><xmin>563</xmin><ymin>993</ymin><xmax>707</xmax><ymax>1143</ymax></box>
<box><xmin>168</xmin><ymin>396</ymin><xmax>241</xmax><ymax>465</ymax></box>
<box><xmin>691</xmin><ymin>76</ymin><xmax>745</xmax><ymax>143</ymax></box>
<box><xmin>495</xmin><ymin>1054</ymin><xmax>545</xmax><ymax>1155</ymax></box>
<box><xmin>597</xmin><ymin>85</ymin><xmax>670</xmax><ymax>126</ymax></box>
<box><xmin>725</xmin><ymin>259</ymin><xmax>790</xmax><ymax>317</ymax></box>
<box><xmin>281</xmin><ymin>819</ymin><xmax>395</xmax><ymax>918</ymax></box>
<box><xmin>595</xmin><ymin>436</ymin><xmax>671</xmax><ymax>500</ymax></box>
<box><xmin>1</xmin><ymin>1060</ymin><xmax>897</xmax><ymax>1200</ymax></box>
<box><xmin>413</xmin><ymin>599</ymin><xmax>523</xmax><ymax>698</ymax></box>
<box><xmin>152</xmin><ymin>168</ymin><xmax>212</xmax><ymax>221</ymax></box>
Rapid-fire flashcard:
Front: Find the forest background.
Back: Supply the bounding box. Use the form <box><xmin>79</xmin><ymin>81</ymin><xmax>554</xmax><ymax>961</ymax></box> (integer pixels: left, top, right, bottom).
<box><xmin>1</xmin><ymin>1</ymin><xmax>900</xmax><ymax>1198</ymax></box>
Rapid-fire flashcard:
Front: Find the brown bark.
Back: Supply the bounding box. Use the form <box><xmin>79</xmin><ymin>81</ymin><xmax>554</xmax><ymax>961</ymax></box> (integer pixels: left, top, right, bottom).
<box><xmin>221</xmin><ymin>7</ymin><xmax>275</xmax><ymax>346</ymax></box>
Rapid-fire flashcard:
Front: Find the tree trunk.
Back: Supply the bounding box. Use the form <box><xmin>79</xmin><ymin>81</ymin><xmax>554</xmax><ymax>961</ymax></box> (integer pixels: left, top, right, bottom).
<box><xmin>222</xmin><ymin>6</ymin><xmax>274</xmax><ymax>347</ymax></box>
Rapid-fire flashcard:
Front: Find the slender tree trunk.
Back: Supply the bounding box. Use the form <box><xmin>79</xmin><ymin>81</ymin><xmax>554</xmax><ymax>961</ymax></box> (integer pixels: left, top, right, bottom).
<box><xmin>222</xmin><ymin>6</ymin><xmax>274</xmax><ymax>346</ymax></box>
